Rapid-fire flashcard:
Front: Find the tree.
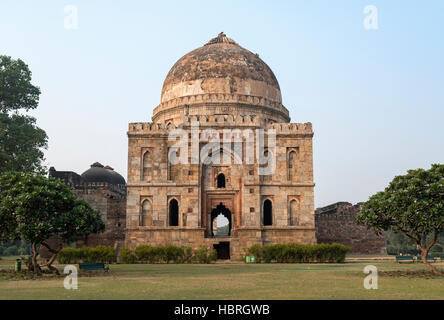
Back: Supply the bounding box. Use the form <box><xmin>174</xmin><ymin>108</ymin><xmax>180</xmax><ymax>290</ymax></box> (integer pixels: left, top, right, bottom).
<box><xmin>0</xmin><ymin>56</ymin><xmax>40</xmax><ymax>113</ymax></box>
<box><xmin>0</xmin><ymin>172</ymin><xmax>105</xmax><ymax>275</ymax></box>
<box><xmin>0</xmin><ymin>113</ymin><xmax>47</xmax><ymax>174</ymax></box>
<box><xmin>357</xmin><ymin>164</ymin><xmax>444</xmax><ymax>274</ymax></box>
<box><xmin>0</xmin><ymin>55</ymin><xmax>47</xmax><ymax>174</ymax></box>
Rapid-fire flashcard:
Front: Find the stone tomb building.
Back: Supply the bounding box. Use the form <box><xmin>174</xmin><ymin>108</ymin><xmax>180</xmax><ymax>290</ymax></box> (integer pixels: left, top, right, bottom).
<box><xmin>46</xmin><ymin>163</ymin><xmax>126</xmax><ymax>250</ymax></box>
<box><xmin>125</xmin><ymin>33</ymin><xmax>316</xmax><ymax>259</ymax></box>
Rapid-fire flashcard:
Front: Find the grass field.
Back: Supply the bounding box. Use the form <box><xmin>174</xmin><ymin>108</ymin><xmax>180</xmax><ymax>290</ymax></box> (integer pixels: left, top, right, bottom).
<box><xmin>0</xmin><ymin>256</ymin><xmax>443</xmax><ymax>299</ymax></box>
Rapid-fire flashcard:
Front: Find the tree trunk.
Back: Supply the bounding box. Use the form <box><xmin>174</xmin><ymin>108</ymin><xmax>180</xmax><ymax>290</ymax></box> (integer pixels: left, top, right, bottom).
<box><xmin>31</xmin><ymin>243</ymin><xmax>42</xmax><ymax>276</ymax></box>
<box><xmin>417</xmin><ymin>235</ymin><xmax>441</xmax><ymax>275</ymax></box>
<box><xmin>40</xmin><ymin>242</ymin><xmax>60</xmax><ymax>275</ymax></box>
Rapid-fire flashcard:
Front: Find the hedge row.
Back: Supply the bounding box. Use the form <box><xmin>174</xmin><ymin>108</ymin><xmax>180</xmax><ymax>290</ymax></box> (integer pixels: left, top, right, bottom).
<box><xmin>120</xmin><ymin>245</ymin><xmax>217</xmax><ymax>264</ymax></box>
<box><xmin>57</xmin><ymin>246</ymin><xmax>117</xmax><ymax>264</ymax></box>
<box><xmin>245</xmin><ymin>243</ymin><xmax>351</xmax><ymax>263</ymax></box>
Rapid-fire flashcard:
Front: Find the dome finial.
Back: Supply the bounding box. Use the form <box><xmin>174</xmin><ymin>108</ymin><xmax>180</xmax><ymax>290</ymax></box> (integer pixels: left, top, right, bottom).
<box><xmin>205</xmin><ymin>32</ymin><xmax>237</xmax><ymax>46</ymax></box>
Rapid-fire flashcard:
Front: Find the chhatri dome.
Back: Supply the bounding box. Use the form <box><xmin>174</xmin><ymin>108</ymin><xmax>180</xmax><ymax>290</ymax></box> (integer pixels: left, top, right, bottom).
<box><xmin>152</xmin><ymin>32</ymin><xmax>290</xmax><ymax>124</ymax></box>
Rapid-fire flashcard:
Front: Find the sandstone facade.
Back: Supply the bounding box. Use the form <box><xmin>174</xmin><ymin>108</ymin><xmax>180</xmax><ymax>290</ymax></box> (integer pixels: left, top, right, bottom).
<box><xmin>125</xmin><ymin>33</ymin><xmax>316</xmax><ymax>260</ymax></box>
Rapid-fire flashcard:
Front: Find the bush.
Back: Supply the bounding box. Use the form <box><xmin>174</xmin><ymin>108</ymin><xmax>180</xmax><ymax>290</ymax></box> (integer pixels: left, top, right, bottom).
<box><xmin>90</xmin><ymin>246</ymin><xmax>117</xmax><ymax>263</ymax></box>
<box><xmin>77</xmin><ymin>246</ymin><xmax>92</xmax><ymax>262</ymax></box>
<box><xmin>246</xmin><ymin>243</ymin><xmax>351</xmax><ymax>263</ymax></box>
<box><xmin>135</xmin><ymin>245</ymin><xmax>155</xmax><ymax>263</ymax></box>
<box><xmin>183</xmin><ymin>247</ymin><xmax>194</xmax><ymax>264</ymax></box>
<box><xmin>165</xmin><ymin>245</ymin><xmax>185</xmax><ymax>264</ymax></box>
<box><xmin>194</xmin><ymin>246</ymin><xmax>217</xmax><ymax>264</ymax></box>
<box><xmin>57</xmin><ymin>246</ymin><xmax>116</xmax><ymax>264</ymax></box>
<box><xmin>57</xmin><ymin>247</ymin><xmax>77</xmax><ymax>264</ymax></box>
<box><xmin>120</xmin><ymin>248</ymin><xmax>137</xmax><ymax>264</ymax></box>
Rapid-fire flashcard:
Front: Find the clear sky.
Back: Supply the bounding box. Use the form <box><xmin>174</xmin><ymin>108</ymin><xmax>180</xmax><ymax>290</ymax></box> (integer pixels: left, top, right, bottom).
<box><xmin>1</xmin><ymin>0</ymin><xmax>443</xmax><ymax>207</ymax></box>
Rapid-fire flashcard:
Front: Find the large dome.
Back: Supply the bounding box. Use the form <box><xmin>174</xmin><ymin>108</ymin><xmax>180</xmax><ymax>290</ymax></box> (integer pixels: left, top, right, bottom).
<box><xmin>152</xmin><ymin>33</ymin><xmax>289</xmax><ymax>124</ymax></box>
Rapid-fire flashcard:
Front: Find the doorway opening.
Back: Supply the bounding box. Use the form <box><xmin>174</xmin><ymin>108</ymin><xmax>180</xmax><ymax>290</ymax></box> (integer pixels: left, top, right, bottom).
<box><xmin>263</xmin><ymin>199</ymin><xmax>273</xmax><ymax>226</ymax></box>
<box><xmin>169</xmin><ymin>199</ymin><xmax>179</xmax><ymax>226</ymax></box>
<box><xmin>213</xmin><ymin>242</ymin><xmax>230</xmax><ymax>260</ymax></box>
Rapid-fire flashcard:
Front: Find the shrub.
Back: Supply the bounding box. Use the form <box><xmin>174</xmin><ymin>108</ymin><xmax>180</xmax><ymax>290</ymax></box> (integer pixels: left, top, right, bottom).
<box><xmin>153</xmin><ymin>246</ymin><xmax>167</xmax><ymax>263</ymax></box>
<box><xmin>57</xmin><ymin>247</ymin><xmax>77</xmax><ymax>264</ymax></box>
<box><xmin>120</xmin><ymin>248</ymin><xmax>137</xmax><ymax>264</ymax></box>
<box><xmin>194</xmin><ymin>246</ymin><xmax>217</xmax><ymax>264</ymax></box>
<box><xmin>182</xmin><ymin>246</ymin><xmax>193</xmax><ymax>264</ymax></box>
<box><xmin>164</xmin><ymin>245</ymin><xmax>185</xmax><ymax>264</ymax></box>
<box><xmin>89</xmin><ymin>246</ymin><xmax>116</xmax><ymax>263</ymax></box>
<box><xmin>57</xmin><ymin>246</ymin><xmax>116</xmax><ymax>264</ymax></box>
<box><xmin>246</xmin><ymin>243</ymin><xmax>351</xmax><ymax>263</ymax></box>
<box><xmin>77</xmin><ymin>246</ymin><xmax>92</xmax><ymax>262</ymax></box>
<box><xmin>133</xmin><ymin>245</ymin><xmax>194</xmax><ymax>264</ymax></box>
<box><xmin>246</xmin><ymin>244</ymin><xmax>263</xmax><ymax>263</ymax></box>
<box><xmin>135</xmin><ymin>245</ymin><xmax>155</xmax><ymax>263</ymax></box>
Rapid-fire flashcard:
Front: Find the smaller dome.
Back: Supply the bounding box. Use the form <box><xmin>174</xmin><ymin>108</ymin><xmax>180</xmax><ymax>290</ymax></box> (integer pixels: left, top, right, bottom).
<box><xmin>81</xmin><ymin>162</ymin><xmax>126</xmax><ymax>186</ymax></box>
<box><xmin>104</xmin><ymin>165</ymin><xmax>126</xmax><ymax>186</ymax></box>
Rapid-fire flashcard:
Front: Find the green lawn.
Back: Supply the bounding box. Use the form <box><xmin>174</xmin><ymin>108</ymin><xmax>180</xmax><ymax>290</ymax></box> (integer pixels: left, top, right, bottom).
<box><xmin>0</xmin><ymin>256</ymin><xmax>443</xmax><ymax>299</ymax></box>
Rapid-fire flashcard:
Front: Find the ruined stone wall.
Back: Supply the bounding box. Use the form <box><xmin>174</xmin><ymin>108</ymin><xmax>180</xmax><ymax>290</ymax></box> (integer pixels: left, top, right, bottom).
<box><xmin>315</xmin><ymin>202</ymin><xmax>387</xmax><ymax>254</ymax></box>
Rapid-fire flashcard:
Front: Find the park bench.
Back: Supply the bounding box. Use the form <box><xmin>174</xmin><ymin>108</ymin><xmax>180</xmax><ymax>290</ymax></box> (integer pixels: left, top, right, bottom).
<box><xmin>395</xmin><ymin>256</ymin><xmax>414</xmax><ymax>263</ymax></box>
<box><xmin>78</xmin><ymin>262</ymin><xmax>109</xmax><ymax>272</ymax></box>
<box><xmin>415</xmin><ymin>255</ymin><xmax>436</xmax><ymax>263</ymax></box>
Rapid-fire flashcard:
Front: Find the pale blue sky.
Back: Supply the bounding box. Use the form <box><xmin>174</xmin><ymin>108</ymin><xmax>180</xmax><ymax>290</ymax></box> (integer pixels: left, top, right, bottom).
<box><xmin>1</xmin><ymin>0</ymin><xmax>443</xmax><ymax>207</ymax></box>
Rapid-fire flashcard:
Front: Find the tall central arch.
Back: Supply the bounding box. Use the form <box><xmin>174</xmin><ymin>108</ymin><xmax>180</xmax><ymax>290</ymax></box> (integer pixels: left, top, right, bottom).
<box><xmin>210</xmin><ymin>203</ymin><xmax>232</xmax><ymax>237</ymax></box>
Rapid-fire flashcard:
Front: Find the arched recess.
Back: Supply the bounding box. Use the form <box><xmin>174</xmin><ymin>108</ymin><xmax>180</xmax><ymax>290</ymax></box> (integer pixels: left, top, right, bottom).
<box><xmin>289</xmin><ymin>199</ymin><xmax>298</xmax><ymax>226</ymax></box>
<box><xmin>169</xmin><ymin>198</ymin><xmax>179</xmax><ymax>226</ymax></box>
<box><xmin>142</xmin><ymin>150</ymin><xmax>152</xmax><ymax>181</ymax></box>
<box><xmin>288</xmin><ymin>150</ymin><xmax>297</xmax><ymax>181</ymax></box>
<box><xmin>216</xmin><ymin>173</ymin><xmax>226</xmax><ymax>188</ymax></box>
<box><xmin>263</xmin><ymin>199</ymin><xmax>273</xmax><ymax>226</ymax></box>
<box><xmin>140</xmin><ymin>199</ymin><xmax>152</xmax><ymax>226</ymax></box>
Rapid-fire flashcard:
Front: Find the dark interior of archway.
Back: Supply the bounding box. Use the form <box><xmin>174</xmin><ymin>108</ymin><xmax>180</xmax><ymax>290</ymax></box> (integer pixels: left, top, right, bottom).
<box><xmin>264</xmin><ymin>199</ymin><xmax>272</xmax><ymax>226</ymax></box>
<box><xmin>213</xmin><ymin>242</ymin><xmax>230</xmax><ymax>260</ymax></box>
<box><xmin>216</xmin><ymin>173</ymin><xmax>226</xmax><ymax>188</ymax></box>
<box><xmin>210</xmin><ymin>203</ymin><xmax>231</xmax><ymax>236</ymax></box>
<box><xmin>169</xmin><ymin>199</ymin><xmax>179</xmax><ymax>226</ymax></box>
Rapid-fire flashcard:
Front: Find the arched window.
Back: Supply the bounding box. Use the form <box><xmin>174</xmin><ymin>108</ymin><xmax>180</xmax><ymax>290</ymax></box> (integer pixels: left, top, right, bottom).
<box><xmin>289</xmin><ymin>200</ymin><xmax>298</xmax><ymax>226</ymax></box>
<box><xmin>169</xmin><ymin>199</ymin><xmax>179</xmax><ymax>226</ymax></box>
<box><xmin>216</xmin><ymin>173</ymin><xmax>226</xmax><ymax>188</ymax></box>
<box><xmin>288</xmin><ymin>150</ymin><xmax>297</xmax><ymax>180</ymax></box>
<box><xmin>142</xmin><ymin>151</ymin><xmax>151</xmax><ymax>180</ymax></box>
<box><xmin>140</xmin><ymin>199</ymin><xmax>152</xmax><ymax>226</ymax></box>
<box><xmin>260</xmin><ymin>149</ymin><xmax>271</xmax><ymax>181</ymax></box>
<box><xmin>263</xmin><ymin>199</ymin><xmax>273</xmax><ymax>226</ymax></box>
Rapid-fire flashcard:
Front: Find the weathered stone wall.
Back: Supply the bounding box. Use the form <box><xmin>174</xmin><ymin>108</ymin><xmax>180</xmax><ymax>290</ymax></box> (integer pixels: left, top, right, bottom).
<box><xmin>315</xmin><ymin>202</ymin><xmax>386</xmax><ymax>254</ymax></box>
<box><xmin>126</xmin><ymin>116</ymin><xmax>316</xmax><ymax>260</ymax></box>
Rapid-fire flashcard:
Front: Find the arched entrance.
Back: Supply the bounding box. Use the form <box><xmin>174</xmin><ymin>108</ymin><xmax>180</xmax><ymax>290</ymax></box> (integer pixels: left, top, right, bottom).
<box><xmin>210</xmin><ymin>203</ymin><xmax>232</xmax><ymax>237</ymax></box>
